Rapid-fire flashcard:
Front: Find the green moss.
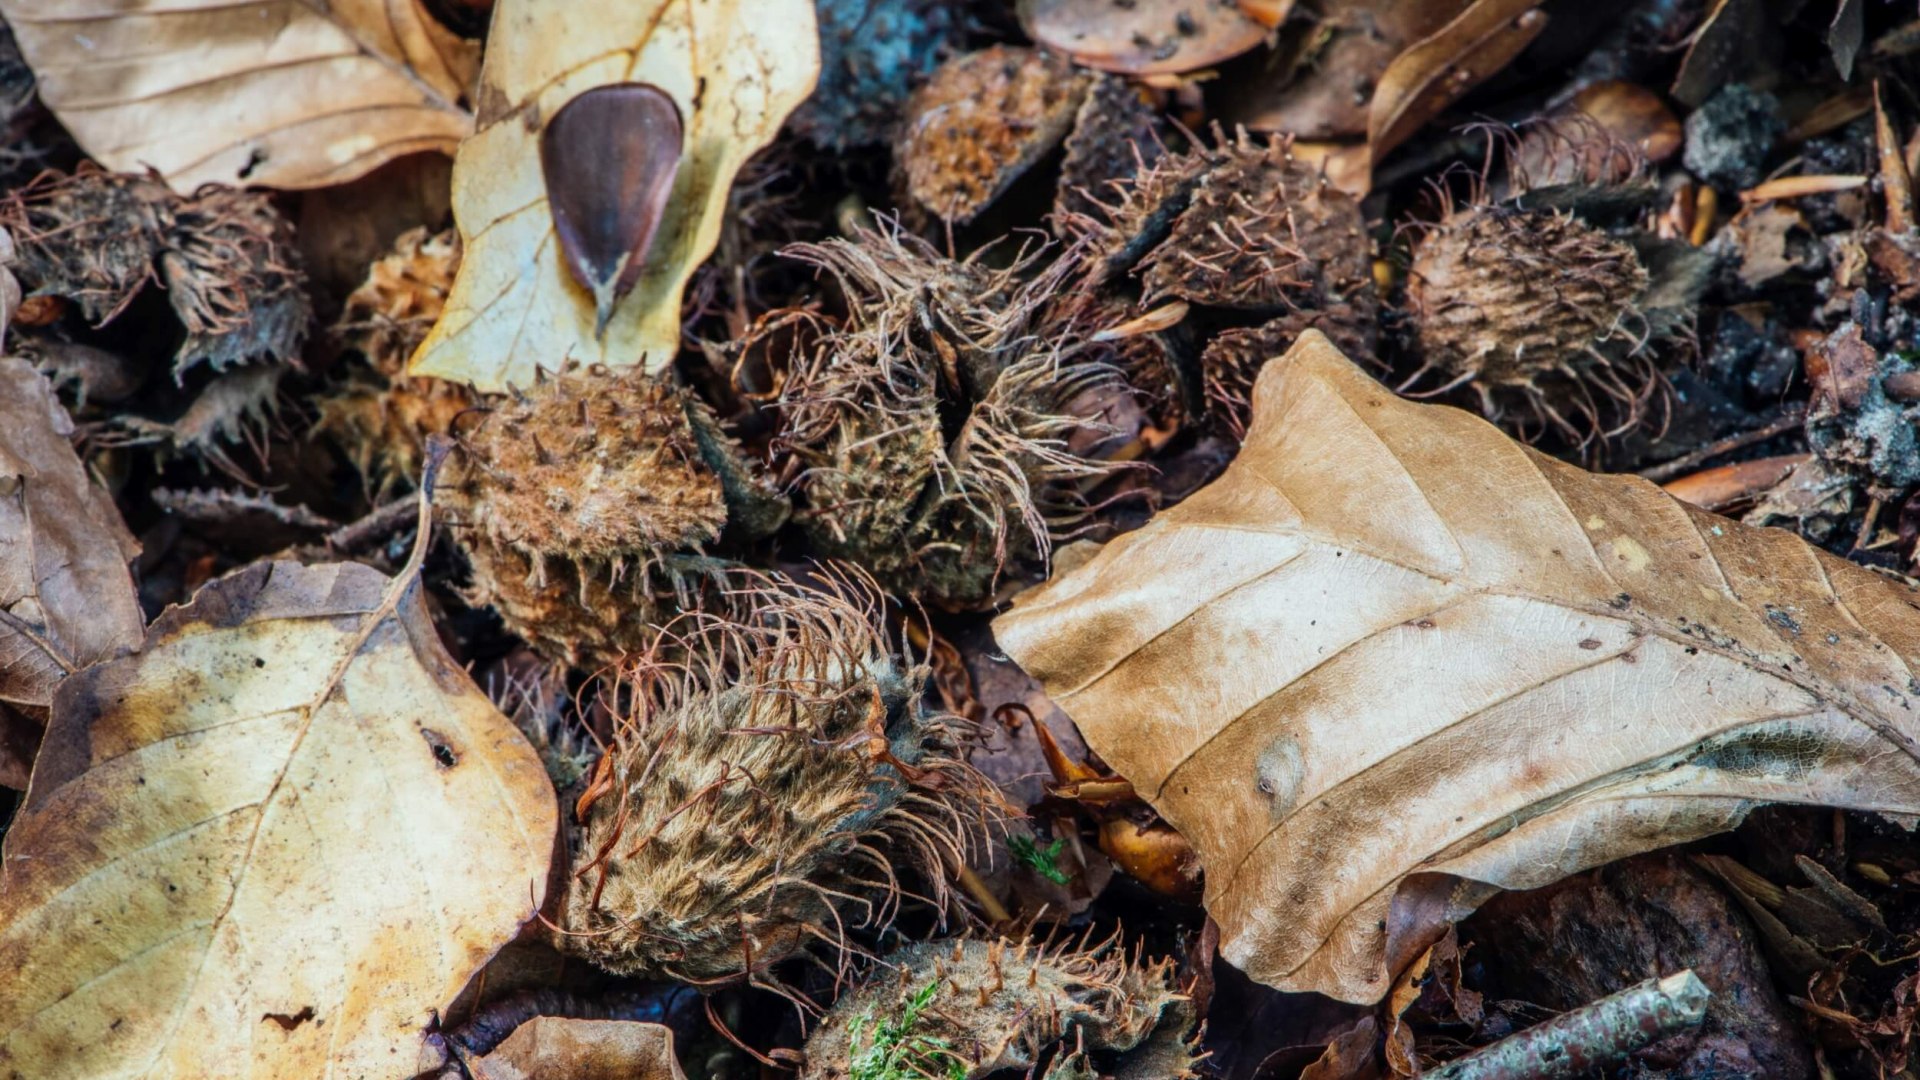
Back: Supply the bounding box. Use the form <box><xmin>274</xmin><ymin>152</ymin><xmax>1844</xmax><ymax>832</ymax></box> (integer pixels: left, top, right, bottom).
<box><xmin>849</xmin><ymin>981</ymin><xmax>967</xmax><ymax>1080</ymax></box>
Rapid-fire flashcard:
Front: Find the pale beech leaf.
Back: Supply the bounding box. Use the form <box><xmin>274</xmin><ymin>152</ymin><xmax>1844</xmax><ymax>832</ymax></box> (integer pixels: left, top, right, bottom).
<box><xmin>408</xmin><ymin>0</ymin><xmax>819</xmax><ymax>391</ymax></box>
<box><xmin>0</xmin><ymin>560</ymin><xmax>557</xmax><ymax>1076</ymax></box>
<box><xmin>995</xmin><ymin>332</ymin><xmax>1920</xmax><ymax>1004</ymax></box>
<box><xmin>0</xmin><ymin>0</ymin><xmax>479</xmax><ymax>191</ymax></box>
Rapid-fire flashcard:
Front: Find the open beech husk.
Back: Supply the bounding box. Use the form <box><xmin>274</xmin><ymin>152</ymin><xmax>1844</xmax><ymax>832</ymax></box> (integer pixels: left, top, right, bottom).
<box><xmin>561</xmin><ymin>578</ymin><xmax>997</xmax><ymax>983</ymax></box>
<box><xmin>779</xmin><ymin>226</ymin><xmax>1124</xmax><ymax>609</ymax></box>
<box><xmin>1404</xmin><ymin>174</ymin><xmax>1709</xmax><ymax>444</ymax></box>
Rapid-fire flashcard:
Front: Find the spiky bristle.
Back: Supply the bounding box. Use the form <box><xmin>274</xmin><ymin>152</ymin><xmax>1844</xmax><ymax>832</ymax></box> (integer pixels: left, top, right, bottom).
<box><xmin>777</xmin><ymin>225</ymin><xmax>1127</xmax><ymax>608</ymax></box>
<box><xmin>1406</xmin><ymin>203</ymin><xmax>1667</xmax><ymax>443</ymax></box>
<box><xmin>799</xmin><ymin>934</ymin><xmax>1203</xmax><ymax>1079</ymax></box>
<box><xmin>561</xmin><ymin>574</ymin><xmax>998</xmax><ymax>985</ymax></box>
<box><xmin>444</xmin><ymin>364</ymin><xmax>741</xmax><ymax>667</ymax></box>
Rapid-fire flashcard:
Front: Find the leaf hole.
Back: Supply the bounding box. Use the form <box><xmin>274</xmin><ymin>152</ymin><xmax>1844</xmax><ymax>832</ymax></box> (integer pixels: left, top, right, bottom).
<box><xmin>421</xmin><ymin>728</ymin><xmax>459</xmax><ymax>769</ymax></box>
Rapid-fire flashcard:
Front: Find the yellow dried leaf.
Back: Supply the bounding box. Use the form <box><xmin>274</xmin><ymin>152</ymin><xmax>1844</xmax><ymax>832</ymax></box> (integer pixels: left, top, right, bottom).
<box><xmin>0</xmin><ymin>559</ymin><xmax>558</xmax><ymax>1077</ymax></box>
<box><xmin>0</xmin><ymin>0</ymin><xmax>479</xmax><ymax>191</ymax></box>
<box><xmin>995</xmin><ymin>332</ymin><xmax>1920</xmax><ymax>1004</ymax></box>
<box><xmin>408</xmin><ymin>0</ymin><xmax>819</xmax><ymax>391</ymax></box>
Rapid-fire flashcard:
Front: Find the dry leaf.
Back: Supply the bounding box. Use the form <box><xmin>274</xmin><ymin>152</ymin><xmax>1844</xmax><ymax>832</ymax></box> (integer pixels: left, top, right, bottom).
<box><xmin>0</xmin><ymin>0</ymin><xmax>479</xmax><ymax>191</ymax></box>
<box><xmin>468</xmin><ymin>1017</ymin><xmax>686</xmax><ymax>1080</ymax></box>
<box><xmin>0</xmin><ymin>357</ymin><xmax>141</xmax><ymax>786</ymax></box>
<box><xmin>995</xmin><ymin>331</ymin><xmax>1920</xmax><ymax>1004</ymax></box>
<box><xmin>408</xmin><ymin>0</ymin><xmax>819</xmax><ymax>391</ymax></box>
<box><xmin>0</xmin><ymin>559</ymin><xmax>557</xmax><ymax>1076</ymax></box>
<box><xmin>1226</xmin><ymin>0</ymin><xmax>1469</xmax><ymax>140</ymax></box>
<box><xmin>1019</xmin><ymin>0</ymin><xmax>1273</xmax><ymax>76</ymax></box>
<box><xmin>1366</xmin><ymin>0</ymin><xmax>1548</xmax><ymax>161</ymax></box>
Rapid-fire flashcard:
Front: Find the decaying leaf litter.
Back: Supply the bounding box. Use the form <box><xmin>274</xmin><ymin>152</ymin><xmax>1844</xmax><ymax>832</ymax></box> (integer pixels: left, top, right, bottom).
<box><xmin>12</xmin><ymin>0</ymin><xmax>1920</xmax><ymax>1076</ymax></box>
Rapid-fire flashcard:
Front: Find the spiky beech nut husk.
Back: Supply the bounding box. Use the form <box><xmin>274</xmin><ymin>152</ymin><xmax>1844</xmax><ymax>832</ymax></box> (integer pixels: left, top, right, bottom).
<box><xmin>0</xmin><ymin>166</ymin><xmax>309</xmax><ymax>375</ymax></box>
<box><xmin>1137</xmin><ymin>132</ymin><xmax>1373</xmax><ymax>314</ymax></box>
<box><xmin>779</xmin><ymin>227</ymin><xmax>1123</xmax><ymax>608</ymax></box>
<box><xmin>317</xmin><ymin>227</ymin><xmax>468</xmax><ymax>493</ymax></box>
<box><xmin>1069</xmin><ymin>149</ymin><xmax>1210</xmax><ymax>290</ymax></box>
<box><xmin>899</xmin><ymin>45</ymin><xmax>1091</xmax><ymax>224</ymax></box>
<box><xmin>1202</xmin><ymin>303</ymin><xmax>1378</xmax><ymax>434</ymax></box>
<box><xmin>562</xmin><ymin>579</ymin><xmax>993</xmax><ymax>982</ymax></box>
<box><xmin>799</xmin><ymin>937</ymin><xmax>1202</xmax><ymax>1080</ymax></box>
<box><xmin>444</xmin><ymin>364</ymin><xmax>768</xmax><ymax>667</ymax></box>
<box><xmin>1406</xmin><ymin>199</ymin><xmax>1707</xmax><ymax>440</ymax></box>
<box><xmin>1054</xmin><ymin>74</ymin><xmax>1171</xmax><ymax>230</ymax></box>
<box><xmin>1058</xmin><ymin>131</ymin><xmax>1379</xmax><ymax>429</ymax></box>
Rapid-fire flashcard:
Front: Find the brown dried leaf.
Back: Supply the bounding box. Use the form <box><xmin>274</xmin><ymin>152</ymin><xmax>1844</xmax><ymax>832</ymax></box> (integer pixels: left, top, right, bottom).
<box><xmin>1226</xmin><ymin>0</ymin><xmax>1469</xmax><ymax>140</ymax></box>
<box><xmin>469</xmin><ymin>1018</ymin><xmax>686</xmax><ymax>1080</ymax></box>
<box><xmin>0</xmin><ymin>559</ymin><xmax>557</xmax><ymax>1076</ymax></box>
<box><xmin>0</xmin><ymin>0</ymin><xmax>479</xmax><ymax>191</ymax></box>
<box><xmin>0</xmin><ymin>357</ymin><xmax>141</xmax><ymax>760</ymax></box>
<box><xmin>995</xmin><ymin>332</ymin><xmax>1920</xmax><ymax>1003</ymax></box>
<box><xmin>409</xmin><ymin>0</ymin><xmax>818</xmax><ymax>391</ymax></box>
<box><xmin>1020</xmin><ymin>0</ymin><xmax>1273</xmax><ymax>76</ymax></box>
<box><xmin>1366</xmin><ymin>0</ymin><xmax>1548</xmax><ymax>161</ymax></box>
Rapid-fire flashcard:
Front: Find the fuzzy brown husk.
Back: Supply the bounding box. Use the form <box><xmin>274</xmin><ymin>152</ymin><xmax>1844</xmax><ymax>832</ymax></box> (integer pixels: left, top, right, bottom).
<box><xmin>1054</xmin><ymin>74</ymin><xmax>1170</xmax><ymax>230</ymax></box>
<box><xmin>444</xmin><ymin>364</ymin><xmax>743</xmax><ymax>667</ymax></box>
<box><xmin>0</xmin><ymin>167</ymin><xmax>309</xmax><ymax>375</ymax></box>
<box><xmin>1137</xmin><ymin>134</ymin><xmax>1374</xmax><ymax>314</ymax></box>
<box><xmin>317</xmin><ymin>226</ymin><xmax>467</xmax><ymax>494</ymax></box>
<box><xmin>1408</xmin><ymin>202</ymin><xmax>1691</xmax><ymax>440</ymax></box>
<box><xmin>778</xmin><ymin>227</ymin><xmax>1122</xmax><ymax>609</ymax></box>
<box><xmin>562</xmin><ymin>581</ymin><xmax>992</xmax><ymax>983</ymax></box>
<box><xmin>1202</xmin><ymin>303</ymin><xmax>1378</xmax><ymax>434</ymax></box>
<box><xmin>899</xmin><ymin>45</ymin><xmax>1090</xmax><ymax>224</ymax></box>
<box><xmin>799</xmin><ymin>937</ymin><xmax>1202</xmax><ymax>1080</ymax></box>
<box><xmin>1062</xmin><ymin>131</ymin><xmax>1378</xmax><ymax>431</ymax></box>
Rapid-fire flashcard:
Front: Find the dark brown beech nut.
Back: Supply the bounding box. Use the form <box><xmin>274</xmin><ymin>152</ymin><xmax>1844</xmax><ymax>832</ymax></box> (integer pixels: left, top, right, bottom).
<box><xmin>539</xmin><ymin>82</ymin><xmax>684</xmax><ymax>336</ymax></box>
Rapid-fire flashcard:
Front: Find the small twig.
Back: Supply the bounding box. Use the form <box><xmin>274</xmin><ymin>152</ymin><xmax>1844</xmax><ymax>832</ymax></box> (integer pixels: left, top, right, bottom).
<box><xmin>324</xmin><ymin>495</ymin><xmax>420</xmax><ymax>553</ymax></box>
<box><xmin>153</xmin><ymin>487</ymin><xmax>336</xmax><ymax>532</ymax></box>
<box><xmin>1425</xmin><ymin>971</ymin><xmax>1710</xmax><ymax>1080</ymax></box>
<box><xmin>1638</xmin><ymin>408</ymin><xmax>1806</xmax><ymax>483</ymax></box>
<box><xmin>1877</xmin><ymin>81</ymin><xmax>1915</xmax><ymax>234</ymax></box>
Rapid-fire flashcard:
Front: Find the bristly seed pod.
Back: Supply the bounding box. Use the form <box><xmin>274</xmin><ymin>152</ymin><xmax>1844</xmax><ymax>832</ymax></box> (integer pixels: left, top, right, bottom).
<box><xmin>541</xmin><ymin>82</ymin><xmax>684</xmax><ymax>336</ymax></box>
<box><xmin>899</xmin><ymin>45</ymin><xmax>1090</xmax><ymax>224</ymax></box>
<box><xmin>0</xmin><ymin>166</ymin><xmax>310</xmax><ymax>377</ymax></box>
<box><xmin>317</xmin><ymin>226</ymin><xmax>467</xmax><ymax>495</ymax></box>
<box><xmin>1059</xmin><ymin>129</ymin><xmax>1378</xmax><ymax>432</ymax></box>
<box><xmin>1404</xmin><ymin>196</ymin><xmax>1707</xmax><ymax>443</ymax></box>
<box><xmin>776</xmin><ymin>225</ymin><xmax>1125</xmax><ymax>609</ymax></box>
<box><xmin>799</xmin><ymin>936</ymin><xmax>1203</xmax><ymax>1080</ymax></box>
<box><xmin>561</xmin><ymin>577</ymin><xmax>996</xmax><ymax>984</ymax></box>
<box><xmin>442</xmin><ymin>363</ymin><xmax>781</xmax><ymax>668</ymax></box>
